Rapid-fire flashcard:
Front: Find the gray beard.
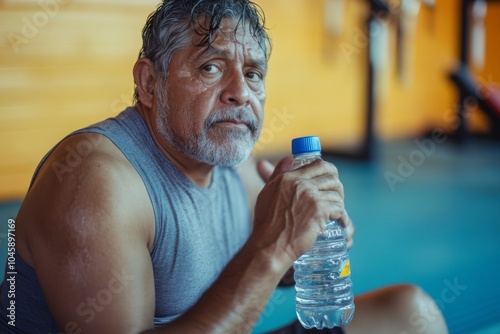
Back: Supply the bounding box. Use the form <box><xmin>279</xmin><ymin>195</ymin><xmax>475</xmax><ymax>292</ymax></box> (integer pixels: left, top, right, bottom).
<box><xmin>154</xmin><ymin>92</ymin><xmax>260</xmax><ymax>167</ymax></box>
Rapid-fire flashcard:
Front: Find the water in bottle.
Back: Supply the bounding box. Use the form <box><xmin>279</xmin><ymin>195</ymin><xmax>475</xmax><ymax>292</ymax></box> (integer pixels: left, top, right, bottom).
<box><xmin>291</xmin><ymin>136</ymin><xmax>355</xmax><ymax>329</ymax></box>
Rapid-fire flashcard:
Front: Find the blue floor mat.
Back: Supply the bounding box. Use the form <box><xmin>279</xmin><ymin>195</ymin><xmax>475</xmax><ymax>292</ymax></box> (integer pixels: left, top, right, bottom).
<box><xmin>333</xmin><ymin>139</ymin><xmax>500</xmax><ymax>334</ymax></box>
<box><xmin>255</xmin><ymin>138</ymin><xmax>500</xmax><ymax>333</ymax></box>
<box><xmin>1</xmin><ymin>139</ymin><xmax>499</xmax><ymax>334</ymax></box>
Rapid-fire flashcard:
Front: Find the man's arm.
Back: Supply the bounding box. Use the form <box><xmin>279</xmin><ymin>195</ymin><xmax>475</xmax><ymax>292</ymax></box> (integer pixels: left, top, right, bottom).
<box><xmin>16</xmin><ymin>134</ymin><xmax>156</xmax><ymax>333</ymax></box>
<box><xmin>238</xmin><ymin>157</ymin><xmax>294</xmax><ymax>286</ymax></box>
<box><xmin>19</xmin><ymin>134</ymin><xmax>347</xmax><ymax>334</ymax></box>
<box><xmin>17</xmin><ymin>135</ymin><xmax>286</xmax><ymax>334</ymax></box>
<box><xmin>150</xmin><ymin>157</ymin><xmax>331</xmax><ymax>334</ymax></box>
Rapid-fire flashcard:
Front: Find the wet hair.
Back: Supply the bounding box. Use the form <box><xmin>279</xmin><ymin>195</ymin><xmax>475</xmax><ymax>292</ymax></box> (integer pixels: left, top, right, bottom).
<box><xmin>134</xmin><ymin>0</ymin><xmax>271</xmax><ymax>103</ymax></box>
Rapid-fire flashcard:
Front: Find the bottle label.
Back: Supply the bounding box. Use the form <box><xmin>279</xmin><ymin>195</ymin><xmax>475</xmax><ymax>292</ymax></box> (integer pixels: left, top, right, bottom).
<box><xmin>340</xmin><ymin>260</ymin><xmax>351</xmax><ymax>278</ymax></box>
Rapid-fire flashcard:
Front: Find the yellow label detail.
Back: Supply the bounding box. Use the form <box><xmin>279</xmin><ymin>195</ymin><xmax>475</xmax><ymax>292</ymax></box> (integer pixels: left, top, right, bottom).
<box><xmin>340</xmin><ymin>260</ymin><xmax>351</xmax><ymax>278</ymax></box>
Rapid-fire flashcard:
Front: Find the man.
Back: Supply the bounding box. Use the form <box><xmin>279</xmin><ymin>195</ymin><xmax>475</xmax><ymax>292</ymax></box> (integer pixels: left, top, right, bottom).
<box><xmin>0</xmin><ymin>0</ymin><xmax>448</xmax><ymax>333</ymax></box>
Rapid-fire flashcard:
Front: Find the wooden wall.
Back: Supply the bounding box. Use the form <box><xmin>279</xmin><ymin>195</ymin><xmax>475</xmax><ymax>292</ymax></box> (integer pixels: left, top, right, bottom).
<box><xmin>1</xmin><ymin>0</ymin><xmax>499</xmax><ymax>200</ymax></box>
<box><xmin>0</xmin><ymin>0</ymin><xmax>159</xmax><ymax>199</ymax></box>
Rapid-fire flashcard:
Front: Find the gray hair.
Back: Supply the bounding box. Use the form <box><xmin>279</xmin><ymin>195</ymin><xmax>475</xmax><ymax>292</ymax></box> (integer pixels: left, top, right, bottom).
<box><xmin>134</xmin><ymin>0</ymin><xmax>271</xmax><ymax>103</ymax></box>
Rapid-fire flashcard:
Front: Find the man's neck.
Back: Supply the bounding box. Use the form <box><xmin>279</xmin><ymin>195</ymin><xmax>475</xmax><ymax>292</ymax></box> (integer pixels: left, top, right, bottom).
<box><xmin>135</xmin><ymin>103</ymin><xmax>214</xmax><ymax>188</ymax></box>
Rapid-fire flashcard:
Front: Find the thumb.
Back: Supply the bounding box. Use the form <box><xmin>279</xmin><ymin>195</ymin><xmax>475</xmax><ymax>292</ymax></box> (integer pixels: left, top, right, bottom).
<box><xmin>259</xmin><ymin>157</ymin><xmax>294</xmax><ymax>183</ymax></box>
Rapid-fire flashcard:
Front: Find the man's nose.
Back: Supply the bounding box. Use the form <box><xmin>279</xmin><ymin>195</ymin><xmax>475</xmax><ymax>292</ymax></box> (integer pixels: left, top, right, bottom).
<box><xmin>220</xmin><ymin>71</ymin><xmax>251</xmax><ymax>106</ymax></box>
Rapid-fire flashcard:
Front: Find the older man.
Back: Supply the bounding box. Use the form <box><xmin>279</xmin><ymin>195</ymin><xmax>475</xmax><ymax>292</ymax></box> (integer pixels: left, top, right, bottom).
<box><xmin>0</xmin><ymin>1</ymin><xmax>447</xmax><ymax>333</ymax></box>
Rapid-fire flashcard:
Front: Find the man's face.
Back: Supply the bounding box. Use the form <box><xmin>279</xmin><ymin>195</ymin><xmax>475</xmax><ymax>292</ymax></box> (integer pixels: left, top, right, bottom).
<box><xmin>154</xmin><ymin>18</ymin><xmax>267</xmax><ymax>167</ymax></box>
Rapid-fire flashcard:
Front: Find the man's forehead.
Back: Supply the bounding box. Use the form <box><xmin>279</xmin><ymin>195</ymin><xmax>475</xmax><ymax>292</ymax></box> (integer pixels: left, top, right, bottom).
<box><xmin>190</xmin><ymin>17</ymin><xmax>266</xmax><ymax>58</ymax></box>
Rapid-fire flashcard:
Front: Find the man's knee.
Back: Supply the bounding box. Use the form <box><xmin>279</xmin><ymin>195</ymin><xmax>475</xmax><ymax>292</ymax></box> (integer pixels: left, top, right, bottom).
<box><xmin>381</xmin><ymin>285</ymin><xmax>432</xmax><ymax>317</ymax></box>
<box><xmin>384</xmin><ymin>284</ymin><xmax>448</xmax><ymax>334</ymax></box>
<box><xmin>392</xmin><ymin>284</ymin><xmax>426</xmax><ymax>308</ymax></box>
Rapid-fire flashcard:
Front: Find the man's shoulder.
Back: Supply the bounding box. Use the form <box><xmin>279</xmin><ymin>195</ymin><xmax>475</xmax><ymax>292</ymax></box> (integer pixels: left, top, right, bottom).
<box><xmin>17</xmin><ymin>131</ymin><xmax>155</xmax><ymax>266</ymax></box>
<box><xmin>28</xmin><ymin>132</ymin><xmax>152</xmax><ymax>226</ymax></box>
<box><xmin>39</xmin><ymin>132</ymin><xmax>134</xmax><ymax>184</ymax></box>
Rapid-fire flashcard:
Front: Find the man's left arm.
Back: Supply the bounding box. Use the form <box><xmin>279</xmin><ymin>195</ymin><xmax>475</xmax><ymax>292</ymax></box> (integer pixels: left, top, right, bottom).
<box><xmin>237</xmin><ymin>156</ymin><xmax>273</xmax><ymax>223</ymax></box>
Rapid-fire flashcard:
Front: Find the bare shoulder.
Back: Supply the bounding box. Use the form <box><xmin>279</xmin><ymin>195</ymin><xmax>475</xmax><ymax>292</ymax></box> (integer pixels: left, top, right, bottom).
<box><xmin>15</xmin><ymin>132</ymin><xmax>156</xmax><ymax>332</ymax></box>
<box><xmin>17</xmin><ymin>132</ymin><xmax>154</xmax><ymax>267</ymax></box>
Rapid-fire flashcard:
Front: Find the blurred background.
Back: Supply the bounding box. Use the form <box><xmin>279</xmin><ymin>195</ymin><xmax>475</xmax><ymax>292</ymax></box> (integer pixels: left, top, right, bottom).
<box><xmin>0</xmin><ymin>0</ymin><xmax>499</xmax><ymax>333</ymax></box>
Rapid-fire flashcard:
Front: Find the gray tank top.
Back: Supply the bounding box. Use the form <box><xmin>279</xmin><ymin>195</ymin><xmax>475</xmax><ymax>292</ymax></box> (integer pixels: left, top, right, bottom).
<box><xmin>0</xmin><ymin>107</ymin><xmax>251</xmax><ymax>332</ymax></box>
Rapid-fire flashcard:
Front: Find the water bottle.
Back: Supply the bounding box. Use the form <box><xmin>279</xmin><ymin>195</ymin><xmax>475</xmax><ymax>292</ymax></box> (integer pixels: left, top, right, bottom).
<box><xmin>291</xmin><ymin>136</ymin><xmax>355</xmax><ymax>329</ymax></box>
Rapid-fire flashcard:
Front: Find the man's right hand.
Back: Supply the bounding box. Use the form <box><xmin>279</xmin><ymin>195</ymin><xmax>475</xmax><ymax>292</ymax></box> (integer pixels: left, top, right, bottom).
<box><xmin>250</xmin><ymin>156</ymin><xmax>349</xmax><ymax>275</ymax></box>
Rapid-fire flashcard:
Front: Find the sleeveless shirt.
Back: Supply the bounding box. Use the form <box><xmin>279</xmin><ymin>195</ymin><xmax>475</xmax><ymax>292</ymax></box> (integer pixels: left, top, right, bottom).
<box><xmin>0</xmin><ymin>107</ymin><xmax>251</xmax><ymax>333</ymax></box>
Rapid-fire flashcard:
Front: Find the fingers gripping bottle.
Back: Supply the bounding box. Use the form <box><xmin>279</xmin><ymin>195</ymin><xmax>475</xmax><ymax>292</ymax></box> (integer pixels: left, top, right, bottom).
<box><xmin>291</xmin><ymin>136</ymin><xmax>355</xmax><ymax>329</ymax></box>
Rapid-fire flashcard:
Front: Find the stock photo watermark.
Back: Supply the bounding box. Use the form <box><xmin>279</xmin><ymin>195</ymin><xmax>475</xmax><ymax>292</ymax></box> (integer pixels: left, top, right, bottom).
<box><xmin>110</xmin><ymin>94</ymin><xmax>134</xmax><ymax>115</ymax></box>
<box><xmin>253</xmin><ymin>107</ymin><xmax>297</xmax><ymax>154</ymax></box>
<box><xmin>2</xmin><ymin>220</ymin><xmax>133</xmax><ymax>333</ymax></box>
<box><xmin>237</xmin><ymin>288</ymin><xmax>288</xmax><ymax>334</ymax></box>
<box><xmin>339</xmin><ymin>1</ymin><xmax>401</xmax><ymax>63</ymax></box>
<box><xmin>384</xmin><ymin>128</ymin><xmax>447</xmax><ymax>192</ymax></box>
<box><xmin>401</xmin><ymin>277</ymin><xmax>467</xmax><ymax>334</ymax></box>
<box><xmin>7</xmin><ymin>0</ymin><xmax>72</xmax><ymax>54</ymax></box>
<box><xmin>55</xmin><ymin>269</ymin><xmax>134</xmax><ymax>334</ymax></box>
<box><xmin>6</xmin><ymin>219</ymin><xmax>17</xmax><ymax>327</ymax></box>
<box><xmin>385</xmin><ymin>74</ymin><xmax>500</xmax><ymax>192</ymax></box>
<box><xmin>51</xmin><ymin>133</ymin><xmax>104</xmax><ymax>183</ymax></box>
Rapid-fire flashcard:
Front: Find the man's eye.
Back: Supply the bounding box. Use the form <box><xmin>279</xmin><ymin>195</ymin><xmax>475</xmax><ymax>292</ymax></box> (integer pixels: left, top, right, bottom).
<box><xmin>203</xmin><ymin>64</ymin><xmax>220</xmax><ymax>74</ymax></box>
<box><xmin>246</xmin><ymin>71</ymin><xmax>262</xmax><ymax>81</ymax></box>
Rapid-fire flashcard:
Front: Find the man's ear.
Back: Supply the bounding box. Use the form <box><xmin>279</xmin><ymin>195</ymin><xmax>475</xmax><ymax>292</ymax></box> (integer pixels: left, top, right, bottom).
<box><xmin>133</xmin><ymin>58</ymin><xmax>157</xmax><ymax>109</ymax></box>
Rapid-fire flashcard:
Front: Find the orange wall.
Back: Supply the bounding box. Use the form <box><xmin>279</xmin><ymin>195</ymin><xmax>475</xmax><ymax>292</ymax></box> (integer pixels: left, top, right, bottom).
<box><xmin>1</xmin><ymin>0</ymin><xmax>499</xmax><ymax>200</ymax></box>
<box><xmin>258</xmin><ymin>0</ymin><xmax>499</xmax><ymax>154</ymax></box>
<box><xmin>260</xmin><ymin>0</ymin><xmax>474</xmax><ymax>153</ymax></box>
<box><xmin>0</xmin><ymin>1</ymin><xmax>159</xmax><ymax>200</ymax></box>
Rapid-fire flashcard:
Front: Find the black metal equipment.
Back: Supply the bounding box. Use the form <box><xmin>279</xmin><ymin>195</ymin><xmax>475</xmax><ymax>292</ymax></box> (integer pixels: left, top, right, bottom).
<box><xmin>323</xmin><ymin>0</ymin><xmax>390</xmax><ymax>161</ymax></box>
<box><xmin>449</xmin><ymin>0</ymin><xmax>500</xmax><ymax>142</ymax></box>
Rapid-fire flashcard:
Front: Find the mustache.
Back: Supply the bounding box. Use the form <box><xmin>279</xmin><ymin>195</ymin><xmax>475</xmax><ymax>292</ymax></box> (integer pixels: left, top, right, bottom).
<box><xmin>205</xmin><ymin>108</ymin><xmax>259</xmax><ymax>133</ymax></box>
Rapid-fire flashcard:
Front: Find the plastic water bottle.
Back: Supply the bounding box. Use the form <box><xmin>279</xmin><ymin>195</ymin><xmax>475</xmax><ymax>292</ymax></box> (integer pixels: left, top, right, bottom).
<box><xmin>291</xmin><ymin>136</ymin><xmax>355</xmax><ymax>329</ymax></box>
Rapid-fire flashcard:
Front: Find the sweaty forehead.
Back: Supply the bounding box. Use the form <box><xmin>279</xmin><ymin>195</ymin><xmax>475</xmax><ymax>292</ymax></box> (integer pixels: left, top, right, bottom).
<box><xmin>191</xmin><ymin>17</ymin><xmax>267</xmax><ymax>60</ymax></box>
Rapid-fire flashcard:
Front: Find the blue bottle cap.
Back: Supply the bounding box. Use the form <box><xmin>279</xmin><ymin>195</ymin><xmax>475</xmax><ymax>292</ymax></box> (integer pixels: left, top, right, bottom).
<box><xmin>291</xmin><ymin>136</ymin><xmax>322</xmax><ymax>154</ymax></box>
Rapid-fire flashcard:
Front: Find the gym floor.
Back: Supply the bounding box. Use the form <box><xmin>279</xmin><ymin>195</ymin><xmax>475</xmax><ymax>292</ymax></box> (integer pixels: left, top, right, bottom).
<box><xmin>1</xmin><ymin>137</ymin><xmax>499</xmax><ymax>334</ymax></box>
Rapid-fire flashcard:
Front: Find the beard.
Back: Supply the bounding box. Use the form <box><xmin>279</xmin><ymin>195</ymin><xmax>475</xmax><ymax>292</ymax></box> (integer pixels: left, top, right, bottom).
<box><xmin>154</xmin><ymin>84</ymin><xmax>261</xmax><ymax>167</ymax></box>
